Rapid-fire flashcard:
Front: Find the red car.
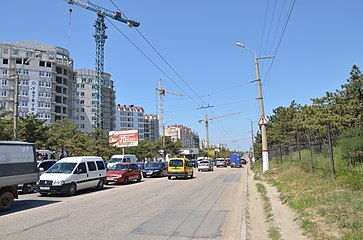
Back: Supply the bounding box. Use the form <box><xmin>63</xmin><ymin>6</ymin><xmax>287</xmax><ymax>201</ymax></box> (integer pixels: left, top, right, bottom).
<box><xmin>106</xmin><ymin>163</ymin><xmax>142</xmax><ymax>184</ymax></box>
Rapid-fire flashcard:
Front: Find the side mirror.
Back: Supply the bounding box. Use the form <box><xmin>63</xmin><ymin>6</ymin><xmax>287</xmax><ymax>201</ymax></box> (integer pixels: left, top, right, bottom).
<box><xmin>128</xmin><ymin>168</ymin><xmax>133</xmax><ymax>172</ymax></box>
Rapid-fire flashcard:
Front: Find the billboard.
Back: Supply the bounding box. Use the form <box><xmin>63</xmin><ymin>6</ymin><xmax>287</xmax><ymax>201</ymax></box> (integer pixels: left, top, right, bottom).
<box><xmin>109</xmin><ymin>130</ymin><xmax>139</xmax><ymax>147</ymax></box>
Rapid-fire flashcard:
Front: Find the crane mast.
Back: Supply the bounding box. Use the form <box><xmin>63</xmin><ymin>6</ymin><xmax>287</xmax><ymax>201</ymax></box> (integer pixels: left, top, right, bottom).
<box><xmin>65</xmin><ymin>0</ymin><xmax>139</xmax><ymax>129</ymax></box>
<box><xmin>156</xmin><ymin>79</ymin><xmax>182</xmax><ymax>138</ymax></box>
<box><xmin>198</xmin><ymin>112</ymin><xmax>240</xmax><ymax>149</ymax></box>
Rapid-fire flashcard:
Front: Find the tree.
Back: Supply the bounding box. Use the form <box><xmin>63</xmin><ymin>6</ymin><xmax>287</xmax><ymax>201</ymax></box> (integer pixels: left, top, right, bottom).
<box><xmin>0</xmin><ymin>107</ymin><xmax>12</xmax><ymax>140</ymax></box>
<box><xmin>18</xmin><ymin>114</ymin><xmax>49</xmax><ymax>148</ymax></box>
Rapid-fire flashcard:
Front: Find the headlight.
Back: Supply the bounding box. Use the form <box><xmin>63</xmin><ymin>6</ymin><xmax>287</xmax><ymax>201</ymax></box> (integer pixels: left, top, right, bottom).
<box><xmin>52</xmin><ymin>180</ymin><xmax>65</xmax><ymax>186</ymax></box>
<box><xmin>116</xmin><ymin>174</ymin><xmax>123</xmax><ymax>178</ymax></box>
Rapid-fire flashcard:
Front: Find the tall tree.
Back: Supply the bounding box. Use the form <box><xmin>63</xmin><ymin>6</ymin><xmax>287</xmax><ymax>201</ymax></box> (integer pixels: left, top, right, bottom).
<box><xmin>18</xmin><ymin>114</ymin><xmax>49</xmax><ymax>148</ymax></box>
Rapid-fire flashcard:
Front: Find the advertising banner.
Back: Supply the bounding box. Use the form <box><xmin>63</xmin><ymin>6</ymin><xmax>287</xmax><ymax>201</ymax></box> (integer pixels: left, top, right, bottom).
<box><xmin>109</xmin><ymin>129</ymin><xmax>139</xmax><ymax>147</ymax></box>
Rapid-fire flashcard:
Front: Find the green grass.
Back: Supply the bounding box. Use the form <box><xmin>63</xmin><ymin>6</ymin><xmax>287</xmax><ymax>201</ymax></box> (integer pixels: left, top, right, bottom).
<box><xmin>256</xmin><ymin>182</ymin><xmax>282</xmax><ymax>240</ymax></box>
<box><xmin>251</xmin><ymin>156</ymin><xmax>363</xmax><ymax>240</ymax></box>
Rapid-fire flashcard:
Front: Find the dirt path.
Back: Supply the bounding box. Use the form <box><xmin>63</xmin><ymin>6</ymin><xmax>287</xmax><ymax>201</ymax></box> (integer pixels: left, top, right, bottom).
<box><xmin>246</xmin><ymin>165</ymin><xmax>310</xmax><ymax>240</ymax></box>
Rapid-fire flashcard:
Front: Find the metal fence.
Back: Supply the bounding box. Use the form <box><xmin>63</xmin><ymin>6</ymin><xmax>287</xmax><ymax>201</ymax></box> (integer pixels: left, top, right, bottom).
<box><xmin>269</xmin><ymin>127</ymin><xmax>363</xmax><ymax>180</ymax></box>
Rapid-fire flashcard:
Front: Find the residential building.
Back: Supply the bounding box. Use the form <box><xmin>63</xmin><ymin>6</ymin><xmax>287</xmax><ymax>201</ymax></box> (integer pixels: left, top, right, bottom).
<box><xmin>0</xmin><ymin>40</ymin><xmax>74</xmax><ymax>124</ymax></box>
<box><xmin>115</xmin><ymin>104</ymin><xmax>144</xmax><ymax>140</ymax></box>
<box><xmin>72</xmin><ymin>68</ymin><xmax>116</xmax><ymax>132</ymax></box>
<box><xmin>165</xmin><ymin>124</ymin><xmax>199</xmax><ymax>148</ymax></box>
<box><xmin>144</xmin><ymin>114</ymin><xmax>159</xmax><ymax>142</ymax></box>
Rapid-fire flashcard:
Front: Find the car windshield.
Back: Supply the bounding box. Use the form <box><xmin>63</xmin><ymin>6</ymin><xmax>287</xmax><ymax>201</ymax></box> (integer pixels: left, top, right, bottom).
<box><xmin>146</xmin><ymin>162</ymin><xmax>161</xmax><ymax>168</ymax></box>
<box><xmin>47</xmin><ymin>162</ymin><xmax>77</xmax><ymax>174</ymax></box>
<box><xmin>200</xmin><ymin>160</ymin><xmax>209</xmax><ymax>164</ymax></box>
<box><xmin>169</xmin><ymin>160</ymin><xmax>183</xmax><ymax>167</ymax></box>
<box><xmin>109</xmin><ymin>158</ymin><xmax>123</xmax><ymax>163</ymax></box>
<box><xmin>110</xmin><ymin>164</ymin><xmax>129</xmax><ymax>171</ymax></box>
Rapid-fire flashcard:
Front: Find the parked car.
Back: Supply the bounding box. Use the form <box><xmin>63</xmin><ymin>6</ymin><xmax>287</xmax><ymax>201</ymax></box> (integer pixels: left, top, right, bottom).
<box><xmin>107</xmin><ymin>154</ymin><xmax>138</xmax><ymax>170</ymax></box>
<box><xmin>198</xmin><ymin>160</ymin><xmax>214</xmax><ymax>171</ymax></box>
<box><xmin>167</xmin><ymin>158</ymin><xmax>194</xmax><ymax>180</ymax></box>
<box><xmin>188</xmin><ymin>159</ymin><xmax>198</xmax><ymax>168</ymax></box>
<box><xmin>142</xmin><ymin>162</ymin><xmax>167</xmax><ymax>177</ymax></box>
<box><xmin>106</xmin><ymin>163</ymin><xmax>142</xmax><ymax>184</ymax></box>
<box><xmin>211</xmin><ymin>159</ymin><xmax>217</xmax><ymax>166</ymax></box>
<box><xmin>241</xmin><ymin>158</ymin><xmax>247</xmax><ymax>165</ymax></box>
<box><xmin>216</xmin><ymin>158</ymin><xmax>227</xmax><ymax>167</ymax></box>
<box><xmin>35</xmin><ymin>156</ymin><xmax>106</xmax><ymax>196</ymax></box>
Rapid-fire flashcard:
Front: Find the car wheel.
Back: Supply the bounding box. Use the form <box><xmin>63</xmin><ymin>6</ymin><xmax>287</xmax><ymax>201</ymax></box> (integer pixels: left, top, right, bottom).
<box><xmin>137</xmin><ymin>174</ymin><xmax>142</xmax><ymax>182</ymax></box>
<box><xmin>67</xmin><ymin>183</ymin><xmax>76</xmax><ymax>196</ymax></box>
<box><xmin>39</xmin><ymin>192</ymin><xmax>48</xmax><ymax>197</ymax></box>
<box><xmin>96</xmin><ymin>179</ymin><xmax>104</xmax><ymax>190</ymax></box>
<box><xmin>123</xmin><ymin>176</ymin><xmax>129</xmax><ymax>185</ymax></box>
<box><xmin>0</xmin><ymin>191</ymin><xmax>14</xmax><ymax>211</ymax></box>
<box><xmin>168</xmin><ymin>176</ymin><xmax>171</xmax><ymax>180</ymax></box>
<box><xmin>22</xmin><ymin>184</ymin><xmax>33</xmax><ymax>194</ymax></box>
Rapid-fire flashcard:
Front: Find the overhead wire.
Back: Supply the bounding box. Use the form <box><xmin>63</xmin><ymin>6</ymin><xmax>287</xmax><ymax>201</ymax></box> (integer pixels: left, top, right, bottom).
<box><xmin>108</xmin><ymin>0</ymin><xmax>234</xmax><ymax>141</ymax></box>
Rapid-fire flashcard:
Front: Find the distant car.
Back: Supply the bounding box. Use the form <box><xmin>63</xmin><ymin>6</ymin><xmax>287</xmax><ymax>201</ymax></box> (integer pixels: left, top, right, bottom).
<box><xmin>241</xmin><ymin>158</ymin><xmax>247</xmax><ymax>165</ymax></box>
<box><xmin>198</xmin><ymin>160</ymin><xmax>213</xmax><ymax>172</ymax></box>
<box><xmin>142</xmin><ymin>162</ymin><xmax>167</xmax><ymax>177</ymax></box>
<box><xmin>167</xmin><ymin>158</ymin><xmax>194</xmax><ymax>180</ymax></box>
<box><xmin>106</xmin><ymin>163</ymin><xmax>142</xmax><ymax>184</ymax></box>
<box><xmin>188</xmin><ymin>159</ymin><xmax>198</xmax><ymax>168</ymax></box>
<box><xmin>216</xmin><ymin>158</ymin><xmax>227</xmax><ymax>167</ymax></box>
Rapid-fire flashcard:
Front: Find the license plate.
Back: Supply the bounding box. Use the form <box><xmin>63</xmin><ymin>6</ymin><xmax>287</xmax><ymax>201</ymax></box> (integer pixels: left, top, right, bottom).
<box><xmin>147</xmin><ymin>172</ymin><xmax>152</xmax><ymax>175</ymax></box>
<box><xmin>40</xmin><ymin>187</ymin><xmax>50</xmax><ymax>190</ymax></box>
<box><xmin>107</xmin><ymin>177</ymin><xmax>114</xmax><ymax>181</ymax></box>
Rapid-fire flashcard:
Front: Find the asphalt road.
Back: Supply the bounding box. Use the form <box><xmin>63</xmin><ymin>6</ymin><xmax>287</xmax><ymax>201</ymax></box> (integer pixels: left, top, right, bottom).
<box><xmin>0</xmin><ymin>166</ymin><xmax>247</xmax><ymax>240</ymax></box>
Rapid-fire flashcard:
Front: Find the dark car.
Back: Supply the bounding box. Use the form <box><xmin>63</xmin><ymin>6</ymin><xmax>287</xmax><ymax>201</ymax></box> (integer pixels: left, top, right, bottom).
<box><xmin>142</xmin><ymin>162</ymin><xmax>167</xmax><ymax>177</ymax></box>
<box><xmin>189</xmin><ymin>159</ymin><xmax>198</xmax><ymax>168</ymax></box>
<box><xmin>241</xmin><ymin>158</ymin><xmax>247</xmax><ymax>164</ymax></box>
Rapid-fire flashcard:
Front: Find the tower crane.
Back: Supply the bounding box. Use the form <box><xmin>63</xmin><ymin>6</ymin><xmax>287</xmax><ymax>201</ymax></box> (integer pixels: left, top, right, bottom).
<box><xmin>156</xmin><ymin>79</ymin><xmax>182</xmax><ymax>138</ymax></box>
<box><xmin>198</xmin><ymin>112</ymin><xmax>240</xmax><ymax>149</ymax></box>
<box><xmin>64</xmin><ymin>0</ymin><xmax>139</xmax><ymax>129</ymax></box>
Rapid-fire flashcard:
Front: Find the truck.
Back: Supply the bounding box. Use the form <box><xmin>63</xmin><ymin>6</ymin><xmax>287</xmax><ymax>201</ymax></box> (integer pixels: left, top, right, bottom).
<box><xmin>0</xmin><ymin>141</ymin><xmax>38</xmax><ymax>211</ymax></box>
<box><xmin>230</xmin><ymin>153</ymin><xmax>242</xmax><ymax>168</ymax></box>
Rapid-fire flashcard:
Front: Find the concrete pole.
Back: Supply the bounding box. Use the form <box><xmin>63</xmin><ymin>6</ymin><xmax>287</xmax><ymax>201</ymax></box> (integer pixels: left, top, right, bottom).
<box><xmin>13</xmin><ymin>73</ymin><xmax>19</xmax><ymax>141</ymax></box>
<box><xmin>255</xmin><ymin>58</ymin><xmax>269</xmax><ymax>172</ymax></box>
<box><xmin>250</xmin><ymin>120</ymin><xmax>255</xmax><ymax>163</ymax></box>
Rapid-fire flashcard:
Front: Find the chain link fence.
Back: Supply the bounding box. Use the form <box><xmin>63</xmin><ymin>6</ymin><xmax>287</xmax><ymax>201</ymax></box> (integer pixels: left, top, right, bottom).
<box><xmin>269</xmin><ymin>126</ymin><xmax>363</xmax><ymax>180</ymax></box>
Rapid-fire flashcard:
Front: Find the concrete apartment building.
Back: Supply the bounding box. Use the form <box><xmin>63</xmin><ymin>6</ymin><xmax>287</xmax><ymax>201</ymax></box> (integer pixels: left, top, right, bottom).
<box><xmin>115</xmin><ymin>104</ymin><xmax>145</xmax><ymax>141</ymax></box>
<box><xmin>144</xmin><ymin>114</ymin><xmax>160</xmax><ymax>142</ymax></box>
<box><xmin>165</xmin><ymin>124</ymin><xmax>200</xmax><ymax>148</ymax></box>
<box><xmin>0</xmin><ymin>40</ymin><xmax>74</xmax><ymax>124</ymax></box>
<box><xmin>72</xmin><ymin>68</ymin><xmax>116</xmax><ymax>132</ymax></box>
<box><xmin>0</xmin><ymin>41</ymin><xmax>116</xmax><ymax>132</ymax></box>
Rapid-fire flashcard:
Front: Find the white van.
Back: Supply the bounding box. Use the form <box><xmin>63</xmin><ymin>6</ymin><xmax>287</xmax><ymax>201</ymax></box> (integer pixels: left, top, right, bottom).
<box><xmin>107</xmin><ymin>154</ymin><xmax>138</xmax><ymax>170</ymax></box>
<box><xmin>35</xmin><ymin>156</ymin><xmax>106</xmax><ymax>196</ymax></box>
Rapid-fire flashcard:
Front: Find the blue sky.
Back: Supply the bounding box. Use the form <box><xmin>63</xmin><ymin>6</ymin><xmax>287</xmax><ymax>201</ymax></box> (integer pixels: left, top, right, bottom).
<box><xmin>2</xmin><ymin>0</ymin><xmax>363</xmax><ymax>151</ymax></box>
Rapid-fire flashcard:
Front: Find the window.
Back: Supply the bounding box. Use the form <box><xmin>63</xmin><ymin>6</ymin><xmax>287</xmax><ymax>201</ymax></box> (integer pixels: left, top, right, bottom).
<box><xmin>0</xmin><ymin>101</ymin><xmax>6</xmax><ymax>107</ymax></box>
<box><xmin>80</xmin><ymin>100</ymin><xmax>84</xmax><ymax>104</ymax></box>
<box><xmin>22</xmin><ymin>90</ymin><xmax>28</xmax><ymax>96</ymax></box>
<box><xmin>39</xmin><ymin>61</ymin><xmax>45</xmax><ymax>67</ymax></box>
<box><xmin>45</xmin><ymin>81</ymin><xmax>51</xmax><ymax>88</ymax></box>
<box><xmin>22</xmin><ymin>79</ymin><xmax>29</xmax><ymax>85</ymax></box>
<box><xmin>3</xmin><ymin>48</ymin><xmax>9</xmax><ymax>54</ymax></box>
<box><xmin>2</xmin><ymin>69</ymin><xmax>8</xmax><ymax>75</ymax></box>
<box><xmin>12</xmin><ymin>49</ymin><xmax>18</xmax><ymax>55</ymax></box>
<box><xmin>45</xmin><ymin>102</ymin><xmax>51</xmax><ymax>108</ymax></box>
<box><xmin>1</xmin><ymin>90</ymin><xmax>6</xmax><ymax>97</ymax></box>
<box><xmin>87</xmin><ymin>161</ymin><xmax>97</xmax><ymax>171</ymax></box>
<box><xmin>45</xmin><ymin>92</ymin><xmax>51</xmax><ymax>98</ymax></box>
<box><xmin>76</xmin><ymin>163</ymin><xmax>87</xmax><ymax>174</ymax></box>
<box><xmin>39</xmin><ymin>71</ymin><xmax>45</xmax><ymax>77</ymax></box>
<box><xmin>39</xmin><ymin>81</ymin><xmax>44</xmax><ymax>87</ymax></box>
<box><xmin>46</xmin><ymin>62</ymin><xmax>51</xmax><ymax>68</ymax></box>
<box><xmin>80</xmin><ymin>92</ymin><xmax>85</xmax><ymax>97</ymax></box>
<box><xmin>38</xmin><ymin>102</ymin><xmax>44</xmax><ymax>108</ymax></box>
<box><xmin>1</xmin><ymin>79</ymin><xmax>7</xmax><ymax>86</ymax></box>
<box><xmin>16</xmin><ymin>58</ymin><xmax>22</xmax><ymax>64</ymax></box>
<box><xmin>80</xmin><ymin>115</ymin><xmax>85</xmax><ymax>120</ymax></box>
<box><xmin>96</xmin><ymin>161</ymin><xmax>105</xmax><ymax>170</ymax></box>
<box><xmin>38</xmin><ymin>91</ymin><xmax>44</xmax><ymax>97</ymax></box>
<box><xmin>80</xmin><ymin>124</ymin><xmax>85</xmax><ymax>129</ymax></box>
<box><xmin>22</xmin><ymin>69</ymin><xmax>29</xmax><ymax>75</ymax></box>
<box><xmin>2</xmin><ymin>59</ymin><xmax>8</xmax><ymax>64</ymax></box>
<box><xmin>46</xmin><ymin>72</ymin><xmax>52</xmax><ymax>77</ymax></box>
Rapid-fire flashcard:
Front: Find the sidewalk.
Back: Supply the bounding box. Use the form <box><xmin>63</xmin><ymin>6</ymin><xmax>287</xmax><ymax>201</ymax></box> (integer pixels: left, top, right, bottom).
<box><xmin>246</xmin><ymin>165</ymin><xmax>310</xmax><ymax>240</ymax></box>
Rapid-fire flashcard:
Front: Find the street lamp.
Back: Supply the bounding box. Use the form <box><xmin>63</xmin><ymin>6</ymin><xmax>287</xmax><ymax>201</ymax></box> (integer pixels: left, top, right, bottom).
<box><xmin>11</xmin><ymin>58</ymin><xmax>31</xmax><ymax>141</ymax></box>
<box><xmin>236</xmin><ymin>42</ymin><xmax>274</xmax><ymax>172</ymax></box>
<box><xmin>242</xmin><ymin>116</ymin><xmax>255</xmax><ymax>163</ymax></box>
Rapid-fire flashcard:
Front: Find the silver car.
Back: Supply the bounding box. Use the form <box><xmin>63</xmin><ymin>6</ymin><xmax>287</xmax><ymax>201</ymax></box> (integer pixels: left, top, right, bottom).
<box><xmin>216</xmin><ymin>159</ymin><xmax>227</xmax><ymax>167</ymax></box>
<box><xmin>198</xmin><ymin>160</ymin><xmax>213</xmax><ymax>171</ymax></box>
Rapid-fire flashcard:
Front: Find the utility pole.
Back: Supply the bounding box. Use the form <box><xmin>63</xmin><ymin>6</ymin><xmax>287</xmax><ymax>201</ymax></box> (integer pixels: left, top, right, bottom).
<box><xmin>11</xmin><ymin>58</ymin><xmax>31</xmax><ymax>141</ymax></box>
<box><xmin>236</xmin><ymin>42</ymin><xmax>273</xmax><ymax>172</ymax></box>
<box><xmin>242</xmin><ymin>117</ymin><xmax>255</xmax><ymax>163</ymax></box>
